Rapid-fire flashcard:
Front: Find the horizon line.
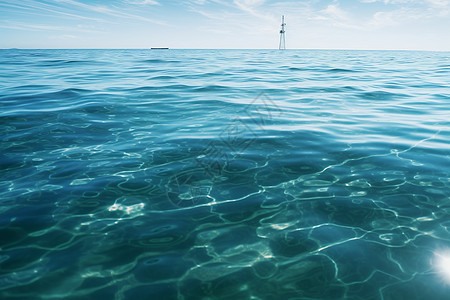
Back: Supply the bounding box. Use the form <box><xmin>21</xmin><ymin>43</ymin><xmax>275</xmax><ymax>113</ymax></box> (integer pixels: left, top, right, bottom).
<box><xmin>1</xmin><ymin>48</ymin><xmax>450</xmax><ymax>52</ymax></box>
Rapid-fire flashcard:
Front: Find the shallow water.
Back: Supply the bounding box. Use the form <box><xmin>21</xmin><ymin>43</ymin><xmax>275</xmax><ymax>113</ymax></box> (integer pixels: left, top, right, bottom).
<box><xmin>0</xmin><ymin>49</ymin><xmax>449</xmax><ymax>299</ymax></box>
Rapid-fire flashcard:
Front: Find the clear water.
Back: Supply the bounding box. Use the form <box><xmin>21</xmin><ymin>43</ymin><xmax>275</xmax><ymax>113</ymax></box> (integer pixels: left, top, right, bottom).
<box><xmin>0</xmin><ymin>49</ymin><xmax>449</xmax><ymax>299</ymax></box>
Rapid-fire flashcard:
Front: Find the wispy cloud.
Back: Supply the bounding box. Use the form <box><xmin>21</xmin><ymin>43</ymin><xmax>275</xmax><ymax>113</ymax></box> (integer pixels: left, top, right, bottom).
<box><xmin>359</xmin><ymin>0</ymin><xmax>450</xmax><ymax>16</ymax></box>
<box><xmin>366</xmin><ymin>0</ymin><xmax>450</xmax><ymax>28</ymax></box>
<box><xmin>321</xmin><ymin>4</ymin><xmax>348</xmax><ymax>21</ymax></box>
<box><xmin>425</xmin><ymin>0</ymin><xmax>450</xmax><ymax>15</ymax></box>
<box><xmin>0</xmin><ymin>23</ymin><xmax>67</xmax><ymax>32</ymax></box>
<box><xmin>310</xmin><ymin>4</ymin><xmax>362</xmax><ymax>29</ymax></box>
<box><xmin>360</xmin><ymin>0</ymin><xmax>414</xmax><ymax>3</ymax></box>
<box><xmin>0</xmin><ymin>0</ymin><xmax>103</xmax><ymax>22</ymax></box>
<box><xmin>53</xmin><ymin>0</ymin><xmax>166</xmax><ymax>25</ymax></box>
<box><xmin>186</xmin><ymin>1</ymin><xmax>277</xmax><ymax>37</ymax></box>
<box><xmin>50</xmin><ymin>34</ymin><xmax>79</xmax><ymax>40</ymax></box>
<box><xmin>234</xmin><ymin>0</ymin><xmax>266</xmax><ymax>13</ymax></box>
<box><xmin>1</xmin><ymin>0</ymin><xmax>449</xmax><ymax>50</ymax></box>
<box><xmin>125</xmin><ymin>0</ymin><xmax>160</xmax><ymax>5</ymax></box>
<box><xmin>0</xmin><ymin>0</ymin><xmax>166</xmax><ymax>26</ymax></box>
<box><xmin>369</xmin><ymin>7</ymin><xmax>421</xmax><ymax>27</ymax></box>
<box><xmin>0</xmin><ymin>21</ymin><xmax>104</xmax><ymax>33</ymax></box>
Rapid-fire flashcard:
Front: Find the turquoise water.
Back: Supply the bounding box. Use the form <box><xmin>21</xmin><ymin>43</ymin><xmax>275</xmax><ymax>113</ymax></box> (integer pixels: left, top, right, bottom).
<box><xmin>0</xmin><ymin>49</ymin><xmax>449</xmax><ymax>299</ymax></box>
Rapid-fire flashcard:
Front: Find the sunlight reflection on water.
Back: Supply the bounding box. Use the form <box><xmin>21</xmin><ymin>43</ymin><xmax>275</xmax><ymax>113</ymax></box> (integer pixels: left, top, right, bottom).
<box><xmin>435</xmin><ymin>249</ymin><xmax>450</xmax><ymax>284</ymax></box>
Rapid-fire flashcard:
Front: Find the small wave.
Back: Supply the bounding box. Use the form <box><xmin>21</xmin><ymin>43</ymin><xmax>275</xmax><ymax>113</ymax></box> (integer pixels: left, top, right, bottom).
<box><xmin>185</xmin><ymin>71</ymin><xmax>229</xmax><ymax>79</ymax></box>
<box><xmin>433</xmin><ymin>94</ymin><xmax>450</xmax><ymax>100</ymax></box>
<box><xmin>288</xmin><ymin>67</ymin><xmax>303</xmax><ymax>71</ymax></box>
<box><xmin>140</xmin><ymin>59</ymin><xmax>180</xmax><ymax>64</ymax></box>
<box><xmin>342</xmin><ymin>86</ymin><xmax>362</xmax><ymax>91</ymax></box>
<box><xmin>435</xmin><ymin>66</ymin><xmax>450</xmax><ymax>74</ymax></box>
<box><xmin>2</xmin><ymin>85</ymin><xmax>55</xmax><ymax>96</ymax></box>
<box><xmin>359</xmin><ymin>91</ymin><xmax>409</xmax><ymax>100</ymax></box>
<box><xmin>125</xmin><ymin>84</ymin><xmax>195</xmax><ymax>93</ymax></box>
<box><xmin>0</xmin><ymin>88</ymin><xmax>93</xmax><ymax>103</ymax></box>
<box><xmin>43</xmin><ymin>88</ymin><xmax>93</xmax><ymax>99</ymax></box>
<box><xmin>287</xmin><ymin>67</ymin><xmax>357</xmax><ymax>73</ymax></box>
<box><xmin>289</xmin><ymin>87</ymin><xmax>357</xmax><ymax>94</ymax></box>
<box><xmin>327</xmin><ymin>68</ymin><xmax>357</xmax><ymax>73</ymax></box>
<box><xmin>381</xmin><ymin>83</ymin><xmax>405</xmax><ymax>90</ymax></box>
<box><xmin>148</xmin><ymin>75</ymin><xmax>177</xmax><ymax>80</ymax></box>
<box><xmin>382</xmin><ymin>105</ymin><xmax>429</xmax><ymax>115</ymax></box>
<box><xmin>193</xmin><ymin>85</ymin><xmax>231</xmax><ymax>92</ymax></box>
<box><xmin>38</xmin><ymin>59</ymin><xmax>96</xmax><ymax>66</ymax></box>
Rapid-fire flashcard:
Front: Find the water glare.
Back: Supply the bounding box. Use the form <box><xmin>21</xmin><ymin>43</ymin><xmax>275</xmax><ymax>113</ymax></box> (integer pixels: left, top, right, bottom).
<box><xmin>435</xmin><ymin>250</ymin><xmax>450</xmax><ymax>284</ymax></box>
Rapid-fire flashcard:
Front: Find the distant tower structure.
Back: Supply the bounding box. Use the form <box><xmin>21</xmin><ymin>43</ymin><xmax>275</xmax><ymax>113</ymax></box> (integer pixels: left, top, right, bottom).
<box><xmin>279</xmin><ymin>15</ymin><xmax>286</xmax><ymax>50</ymax></box>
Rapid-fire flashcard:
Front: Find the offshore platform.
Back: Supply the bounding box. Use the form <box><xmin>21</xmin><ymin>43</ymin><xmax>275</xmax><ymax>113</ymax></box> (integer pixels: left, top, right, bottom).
<box><xmin>279</xmin><ymin>15</ymin><xmax>286</xmax><ymax>50</ymax></box>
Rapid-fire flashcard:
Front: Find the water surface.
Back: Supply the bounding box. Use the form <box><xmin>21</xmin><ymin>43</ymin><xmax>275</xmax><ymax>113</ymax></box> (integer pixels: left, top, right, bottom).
<box><xmin>0</xmin><ymin>49</ymin><xmax>449</xmax><ymax>299</ymax></box>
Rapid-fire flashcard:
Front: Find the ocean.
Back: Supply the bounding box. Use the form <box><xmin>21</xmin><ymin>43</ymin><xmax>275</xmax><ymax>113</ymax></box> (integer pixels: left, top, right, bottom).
<box><xmin>0</xmin><ymin>49</ymin><xmax>449</xmax><ymax>299</ymax></box>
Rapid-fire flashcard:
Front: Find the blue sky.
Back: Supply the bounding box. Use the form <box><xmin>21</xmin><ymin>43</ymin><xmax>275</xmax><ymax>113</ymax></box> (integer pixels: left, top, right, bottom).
<box><xmin>1</xmin><ymin>0</ymin><xmax>449</xmax><ymax>50</ymax></box>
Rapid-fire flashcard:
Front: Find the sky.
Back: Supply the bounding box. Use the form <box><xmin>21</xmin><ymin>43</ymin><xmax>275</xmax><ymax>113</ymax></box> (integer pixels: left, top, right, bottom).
<box><xmin>0</xmin><ymin>0</ymin><xmax>449</xmax><ymax>50</ymax></box>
